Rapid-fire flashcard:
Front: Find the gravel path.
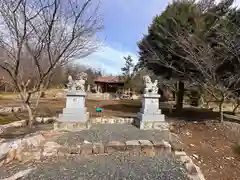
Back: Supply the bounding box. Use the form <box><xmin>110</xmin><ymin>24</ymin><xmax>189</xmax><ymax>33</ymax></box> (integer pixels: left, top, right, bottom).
<box><xmin>55</xmin><ymin>124</ymin><xmax>178</xmax><ymax>146</ymax></box>
<box><xmin>16</xmin><ymin>154</ymin><xmax>188</xmax><ymax>180</ymax></box>
<box><xmin>0</xmin><ymin>124</ymin><xmax>187</xmax><ymax>180</ymax></box>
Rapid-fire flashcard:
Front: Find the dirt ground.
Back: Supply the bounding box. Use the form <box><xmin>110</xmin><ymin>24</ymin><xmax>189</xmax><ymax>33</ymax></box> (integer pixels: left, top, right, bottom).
<box><xmin>171</xmin><ymin>120</ymin><xmax>240</xmax><ymax>180</ymax></box>
<box><xmin>0</xmin><ymin>97</ymin><xmax>141</xmax><ymax>124</ymax></box>
<box><xmin>1</xmin><ymin>95</ymin><xmax>240</xmax><ymax>179</ymax></box>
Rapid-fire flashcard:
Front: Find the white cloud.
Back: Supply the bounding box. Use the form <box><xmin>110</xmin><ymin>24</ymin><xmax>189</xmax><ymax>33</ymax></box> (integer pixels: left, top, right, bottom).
<box><xmin>77</xmin><ymin>0</ymin><xmax>240</xmax><ymax>76</ymax></box>
<box><xmin>77</xmin><ymin>44</ymin><xmax>138</xmax><ymax>75</ymax></box>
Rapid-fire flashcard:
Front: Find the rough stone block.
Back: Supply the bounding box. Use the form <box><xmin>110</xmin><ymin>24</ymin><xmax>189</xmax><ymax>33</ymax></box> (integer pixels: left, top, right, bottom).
<box><xmin>139</xmin><ymin>140</ymin><xmax>153</xmax><ymax>146</ymax></box>
<box><xmin>69</xmin><ymin>145</ymin><xmax>81</xmax><ymax>154</ymax></box>
<box><xmin>142</xmin><ymin>121</ymin><xmax>153</xmax><ymax>129</ymax></box>
<box><xmin>108</xmin><ymin>118</ymin><xmax>114</xmax><ymax>124</ymax></box>
<box><xmin>43</xmin><ymin>117</ymin><xmax>55</xmax><ymax>124</ymax></box>
<box><xmin>58</xmin><ymin>146</ymin><xmax>69</xmax><ymax>154</ymax></box>
<box><xmin>118</xmin><ymin>118</ymin><xmax>124</xmax><ymax>124</ymax></box>
<box><xmin>21</xmin><ymin>150</ymin><xmax>41</xmax><ymax>162</ymax></box>
<box><xmin>36</xmin><ymin>117</ymin><xmax>43</xmax><ymax>123</ymax></box>
<box><xmin>128</xmin><ymin>118</ymin><xmax>134</xmax><ymax>124</ymax></box>
<box><xmin>174</xmin><ymin>151</ymin><xmax>187</xmax><ymax>157</ymax></box>
<box><xmin>125</xmin><ymin>140</ymin><xmax>140</xmax><ymax>155</ymax></box>
<box><xmin>81</xmin><ymin>143</ymin><xmax>93</xmax><ymax>155</ymax></box>
<box><xmin>105</xmin><ymin>141</ymin><xmax>125</xmax><ymax>153</ymax></box>
<box><xmin>42</xmin><ymin>141</ymin><xmax>61</xmax><ymax>157</ymax></box>
<box><xmin>0</xmin><ymin>160</ymin><xmax>4</xmax><ymax>167</ymax></box>
<box><xmin>92</xmin><ymin>143</ymin><xmax>104</xmax><ymax>154</ymax></box>
<box><xmin>54</xmin><ymin>121</ymin><xmax>90</xmax><ymax>132</ymax></box>
<box><xmin>185</xmin><ymin>162</ymin><xmax>198</xmax><ymax>175</ymax></box>
<box><xmin>170</xmin><ymin>141</ymin><xmax>185</xmax><ymax>151</ymax></box>
<box><xmin>15</xmin><ymin>149</ymin><xmax>23</xmax><ymax>162</ymax></box>
<box><xmin>5</xmin><ymin>149</ymin><xmax>16</xmax><ymax>164</ymax></box>
<box><xmin>180</xmin><ymin>156</ymin><xmax>193</xmax><ymax>164</ymax></box>
<box><xmin>152</xmin><ymin>140</ymin><xmax>171</xmax><ymax>156</ymax></box>
<box><xmin>153</xmin><ymin>122</ymin><xmax>169</xmax><ymax>131</ymax></box>
<box><xmin>139</xmin><ymin>140</ymin><xmax>154</xmax><ymax>157</ymax></box>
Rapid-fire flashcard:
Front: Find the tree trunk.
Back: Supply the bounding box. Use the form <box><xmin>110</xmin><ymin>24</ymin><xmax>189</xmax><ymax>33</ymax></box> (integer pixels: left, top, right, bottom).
<box><xmin>172</xmin><ymin>90</ymin><xmax>176</xmax><ymax>101</ymax></box>
<box><xmin>176</xmin><ymin>81</ymin><xmax>184</xmax><ymax>111</ymax></box>
<box><xmin>233</xmin><ymin>104</ymin><xmax>239</xmax><ymax>115</ymax></box>
<box><xmin>219</xmin><ymin>100</ymin><xmax>224</xmax><ymax>123</ymax></box>
<box><xmin>20</xmin><ymin>92</ymin><xmax>35</xmax><ymax>128</ymax></box>
<box><xmin>232</xmin><ymin>99</ymin><xmax>240</xmax><ymax>115</ymax></box>
<box><xmin>25</xmin><ymin>103</ymin><xmax>34</xmax><ymax>128</ymax></box>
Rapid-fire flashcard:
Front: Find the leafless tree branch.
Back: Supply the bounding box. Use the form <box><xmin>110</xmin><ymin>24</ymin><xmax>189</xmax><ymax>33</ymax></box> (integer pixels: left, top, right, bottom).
<box><xmin>0</xmin><ymin>0</ymin><xmax>102</xmax><ymax>127</ymax></box>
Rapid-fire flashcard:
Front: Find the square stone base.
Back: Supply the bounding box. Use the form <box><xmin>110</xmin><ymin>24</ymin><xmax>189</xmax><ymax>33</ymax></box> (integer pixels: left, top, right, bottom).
<box><xmin>137</xmin><ymin>112</ymin><xmax>165</xmax><ymax>122</ymax></box>
<box><xmin>134</xmin><ymin>118</ymin><xmax>169</xmax><ymax>131</ymax></box>
<box><xmin>54</xmin><ymin>121</ymin><xmax>91</xmax><ymax>132</ymax></box>
<box><xmin>58</xmin><ymin>111</ymin><xmax>89</xmax><ymax>122</ymax></box>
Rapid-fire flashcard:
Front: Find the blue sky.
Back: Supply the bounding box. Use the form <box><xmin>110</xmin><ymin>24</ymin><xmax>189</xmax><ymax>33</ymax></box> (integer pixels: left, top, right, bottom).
<box><xmin>81</xmin><ymin>0</ymin><xmax>240</xmax><ymax>75</ymax></box>
<box><xmin>81</xmin><ymin>0</ymin><xmax>171</xmax><ymax>75</ymax></box>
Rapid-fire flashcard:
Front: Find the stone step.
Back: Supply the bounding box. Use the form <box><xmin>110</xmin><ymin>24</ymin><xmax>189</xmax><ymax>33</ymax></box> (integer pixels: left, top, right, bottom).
<box><xmin>58</xmin><ymin>113</ymin><xmax>89</xmax><ymax>122</ymax></box>
<box><xmin>54</xmin><ymin>121</ymin><xmax>90</xmax><ymax>131</ymax></box>
<box><xmin>58</xmin><ymin>139</ymin><xmax>173</xmax><ymax>157</ymax></box>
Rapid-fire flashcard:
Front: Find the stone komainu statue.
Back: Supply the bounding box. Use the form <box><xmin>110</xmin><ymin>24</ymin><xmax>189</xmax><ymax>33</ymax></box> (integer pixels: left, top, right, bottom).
<box><xmin>67</xmin><ymin>72</ymin><xmax>87</xmax><ymax>92</ymax></box>
<box><xmin>67</xmin><ymin>75</ymin><xmax>75</xmax><ymax>91</ymax></box>
<box><xmin>143</xmin><ymin>75</ymin><xmax>158</xmax><ymax>94</ymax></box>
<box><xmin>75</xmin><ymin>72</ymin><xmax>87</xmax><ymax>91</ymax></box>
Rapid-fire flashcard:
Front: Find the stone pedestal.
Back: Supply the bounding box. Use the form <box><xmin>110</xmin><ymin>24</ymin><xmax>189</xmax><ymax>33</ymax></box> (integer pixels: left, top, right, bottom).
<box><xmin>136</xmin><ymin>93</ymin><xmax>168</xmax><ymax>130</ymax></box>
<box><xmin>54</xmin><ymin>91</ymin><xmax>90</xmax><ymax>131</ymax></box>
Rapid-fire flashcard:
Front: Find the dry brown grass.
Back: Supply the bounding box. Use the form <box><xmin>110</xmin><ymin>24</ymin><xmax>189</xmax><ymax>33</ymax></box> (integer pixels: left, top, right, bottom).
<box><xmin>0</xmin><ymin>97</ymin><xmax>141</xmax><ymax>124</ymax></box>
<box><xmin>0</xmin><ymin>92</ymin><xmax>18</xmax><ymax>100</ymax></box>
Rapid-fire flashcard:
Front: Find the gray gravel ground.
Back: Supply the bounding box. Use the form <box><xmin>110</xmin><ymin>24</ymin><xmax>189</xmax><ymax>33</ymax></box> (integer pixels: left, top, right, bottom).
<box><xmin>14</xmin><ymin>154</ymin><xmax>188</xmax><ymax>180</ymax></box>
<box><xmin>55</xmin><ymin>124</ymin><xmax>178</xmax><ymax>146</ymax></box>
<box><xmin>0</xmin><ymin>124</ymin><xmax>187</xmax><ymax>180</ymax></box>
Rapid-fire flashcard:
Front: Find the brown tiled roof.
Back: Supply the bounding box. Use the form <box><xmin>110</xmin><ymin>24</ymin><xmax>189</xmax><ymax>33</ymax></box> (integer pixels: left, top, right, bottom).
<box><xmin>94</xmin><ymin>76</ymin><xmax>124</xmax><ymax>83</ymax></box>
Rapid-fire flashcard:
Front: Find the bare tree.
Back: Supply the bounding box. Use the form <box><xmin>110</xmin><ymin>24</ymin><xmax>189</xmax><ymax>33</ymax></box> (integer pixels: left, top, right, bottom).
<box><xmin>142</xmin><ymin>26</ymin><xmax>240</xmax><ymax>122</ymax></box>
<box><xmin>0</xmin><ymin>0</ymin><xmax>102</xmax><ymax>127</ymax></box>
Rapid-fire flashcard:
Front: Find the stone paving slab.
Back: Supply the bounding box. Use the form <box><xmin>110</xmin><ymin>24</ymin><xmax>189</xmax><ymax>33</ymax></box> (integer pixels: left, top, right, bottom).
<box><xmin>0</xmin><ymin>153</ymin><xmax>188</xmax><ymax>180</ymax></box>
<box><xmin>55</xmin><ymin>124</ymin><xmax>180</xmax><ymax>147</ymax></box>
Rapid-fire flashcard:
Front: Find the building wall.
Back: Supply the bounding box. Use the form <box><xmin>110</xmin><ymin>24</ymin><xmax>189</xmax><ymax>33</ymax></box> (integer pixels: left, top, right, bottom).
<box><xmin>95</xmin><ymin>82</ymin><xmax>124</xmax><ymax>93</ymax></box>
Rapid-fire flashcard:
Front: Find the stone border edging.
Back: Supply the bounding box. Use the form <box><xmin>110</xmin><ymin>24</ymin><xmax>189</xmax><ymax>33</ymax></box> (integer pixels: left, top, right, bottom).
<box><xmin>56</xmin><ymin>139</ymin><xmax>205</xmax><ymax>180</ymax></box>
<box><xmin>0</xmin><ymin>106</ymin><xmax>24</xmax><ymax>113</ymax></box>
<box><xmin>174</xmin><ymin>151</ymin><xmax>205</xmax><ymax>180</ymax></box>
<box><xmin>58</xmin><ymin>139</ymin><xmax>172</xmax><ymax>156</ymax></box>
<box><xmin>0</xmin><ymin>134</ymin><xmax>205</xmax><ymax>180</ymax></box>
<box><xmin>90</xmin><ymin>117</ymin><xmax>134</xmax><ymax>125</ymax></box>
<box><xmin>35</xmin><ymin>116</ymin><xmax>57</xmax><ymax>124</ymax></box>
<box><xmin>0</xmin><ymin>117</ymin><xmax>57</xmax><ymax>133</ymax></box>
<box><xmin>0</xmin><ymin>117</ymin><xmax>134</xmax><ymax>132</ymax></box>
<box><xmin>0</xmin><ymin>133</ymin><xmax>45</xmax><ymax>166</ymax></box>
